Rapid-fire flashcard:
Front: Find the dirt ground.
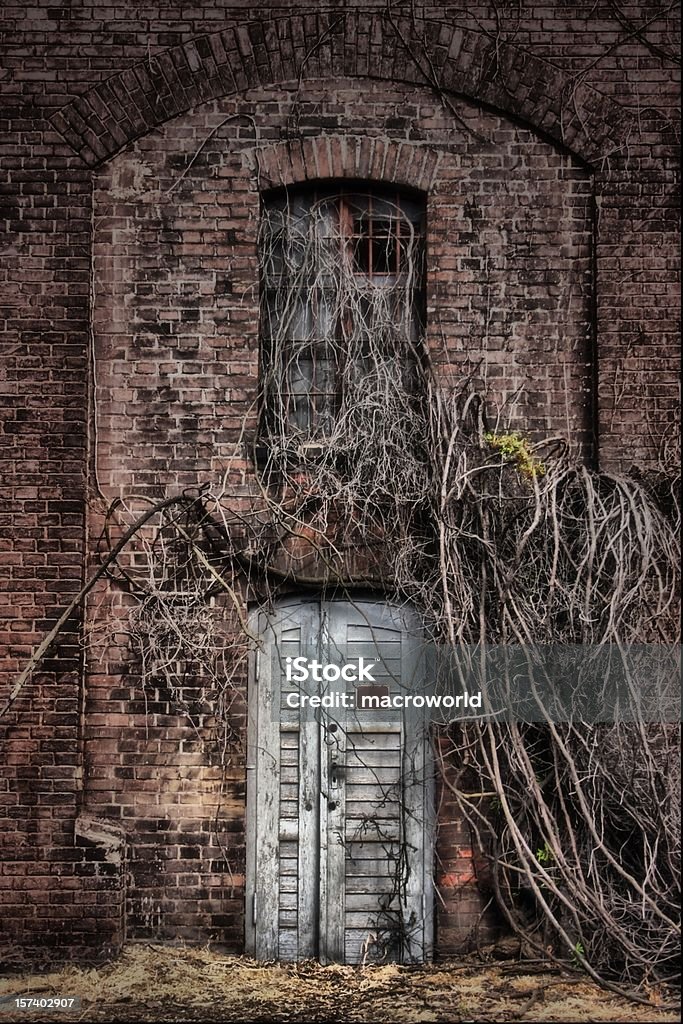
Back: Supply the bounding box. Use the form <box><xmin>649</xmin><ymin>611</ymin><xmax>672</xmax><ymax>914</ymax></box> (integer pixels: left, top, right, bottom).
<box><xmin>0</xmin><ymin>944</ymin><xmax>679</xmax><ymax>1023</ymax></box>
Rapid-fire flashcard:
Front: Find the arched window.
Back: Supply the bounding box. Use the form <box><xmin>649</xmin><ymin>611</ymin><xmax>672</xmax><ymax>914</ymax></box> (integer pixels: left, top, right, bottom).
<box><xmin>258</xmin><ymin>186</ymin><xmax>426</xmax><ymax>442</ymax></box>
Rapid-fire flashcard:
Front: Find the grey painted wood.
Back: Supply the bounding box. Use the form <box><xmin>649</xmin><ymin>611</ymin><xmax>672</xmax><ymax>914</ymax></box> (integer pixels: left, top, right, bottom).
<box><xmin>321</xmin><ymin>719</ymin><xmax>346</xmax><ymax>962</ymax></box>
<box><xmin>297</xmin><ymin>604</ymin><xmax>320</xmax><ymax>958</ymax></box>
<box><xmin>247</xmin><ymin>596</ymin><xmax>434</xmax><ymax>964</ymax></box>
<box><xmin>320</xmin><ymin>601</ymin><xmax>347</xmax><ymax>964</ymax></box>
<box><xmin>244</xmin><ymin>639</ymin><xmax>258</xmax><ymax>956</ymax></box>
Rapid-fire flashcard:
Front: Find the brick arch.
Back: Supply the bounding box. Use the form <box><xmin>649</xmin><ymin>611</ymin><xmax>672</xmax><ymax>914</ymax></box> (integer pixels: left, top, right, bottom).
<box><xmin>251</xmin><ymin>136</ymin><xmax>442</xmax><ymax>193</ymax></box>
<box><xmin>50</xmin><ymin>13</ymin><xmax>633</xmax><ymax>169</ymax></box>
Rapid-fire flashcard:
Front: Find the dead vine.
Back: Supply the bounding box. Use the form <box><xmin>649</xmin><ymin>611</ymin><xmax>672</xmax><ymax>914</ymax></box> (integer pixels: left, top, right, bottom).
<box><xmin>6</xmin><ymin>190</ymin><xmax>679</xmax><ymax>998</ymax></box>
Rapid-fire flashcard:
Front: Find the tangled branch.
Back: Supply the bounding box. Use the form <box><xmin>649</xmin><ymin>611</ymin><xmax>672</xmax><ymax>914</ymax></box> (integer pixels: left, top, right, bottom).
<box><xmin>7</xmin><ymin>191</ymin><xmax>679</xmax><ymax>998</ymax></box>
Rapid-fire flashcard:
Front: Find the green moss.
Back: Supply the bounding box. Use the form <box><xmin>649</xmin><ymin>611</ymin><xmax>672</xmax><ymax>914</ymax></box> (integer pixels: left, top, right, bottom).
<box><xmin>535</xmin><ymin>841</ymin><xmax>554</xmax><ymax>865</ymax></box>
<box><xmin>484</xmin><ymin>430</ymin><xmax>545</xmax><ymax>478</ymax></box>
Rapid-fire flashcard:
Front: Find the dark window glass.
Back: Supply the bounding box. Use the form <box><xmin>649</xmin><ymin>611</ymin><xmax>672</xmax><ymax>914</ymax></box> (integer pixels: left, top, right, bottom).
<box><xmin>259</xmin><ymin>186</ymin><xmax>425</xmax><ymax>440</ymax></box>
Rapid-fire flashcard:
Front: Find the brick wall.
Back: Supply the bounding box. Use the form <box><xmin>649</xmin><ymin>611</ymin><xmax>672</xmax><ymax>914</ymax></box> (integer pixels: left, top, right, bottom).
<box><xmin>92</xmin><ymin>83</ymin><xmax>593</xmax><ymax>492</ymax></box>
<box><xmin>1</xmin><ymin>2</ymin><xmax>679</xmax><ymax>956</ymax></box>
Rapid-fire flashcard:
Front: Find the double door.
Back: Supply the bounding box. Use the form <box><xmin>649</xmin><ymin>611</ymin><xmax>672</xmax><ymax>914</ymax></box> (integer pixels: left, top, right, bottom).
<box><xmin>245</xmin><ymin>597</ymin><xmax>433</xmax><ymax>964</ymax></box>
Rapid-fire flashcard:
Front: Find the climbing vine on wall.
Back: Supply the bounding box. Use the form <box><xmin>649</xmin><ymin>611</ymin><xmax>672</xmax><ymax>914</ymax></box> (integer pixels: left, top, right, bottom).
<box><xmin>5</xmin><ymin>193</ymin><xmax>679</xmax><ymax>1000</ymax></box>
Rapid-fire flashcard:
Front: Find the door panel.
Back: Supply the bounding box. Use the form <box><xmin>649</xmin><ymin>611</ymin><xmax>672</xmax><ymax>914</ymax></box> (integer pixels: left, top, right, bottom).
<box><xmin>246</xmin><ymin>597</ymin><xmax>433</xmax><ymax>964</ymax></box>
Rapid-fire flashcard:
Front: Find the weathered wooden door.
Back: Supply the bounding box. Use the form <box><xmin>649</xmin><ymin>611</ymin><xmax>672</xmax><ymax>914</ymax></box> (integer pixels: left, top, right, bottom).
<box><xmin>245</xmin><ymin>597</ymin><xmax>434</xmax><ymax>964</ymax></box>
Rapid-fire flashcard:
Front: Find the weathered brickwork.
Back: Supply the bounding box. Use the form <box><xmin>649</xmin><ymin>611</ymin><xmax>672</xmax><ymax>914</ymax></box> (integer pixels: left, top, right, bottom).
<box><xmin>92</xmin><ymin>84</ymin><xmax>593</xmax><ymax>495</ymax></box>
<box><xmin>1</xmin><ymin>2</ymin><xmax>679</xmax><ymax>957</ymax></box>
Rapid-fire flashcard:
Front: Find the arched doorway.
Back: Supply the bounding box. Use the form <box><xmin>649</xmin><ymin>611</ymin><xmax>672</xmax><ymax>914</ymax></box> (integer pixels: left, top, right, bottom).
<box><xmin>245</xmin><ymin>595</ymin><xmax>434</xmax><ymax>964</ymax></box>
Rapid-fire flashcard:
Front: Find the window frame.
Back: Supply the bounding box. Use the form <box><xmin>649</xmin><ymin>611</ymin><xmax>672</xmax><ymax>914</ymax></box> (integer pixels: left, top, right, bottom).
<box><xmin>257</xmin><ymin>182</ymin><xmax>427</xmax><ymax>449</ymax></box>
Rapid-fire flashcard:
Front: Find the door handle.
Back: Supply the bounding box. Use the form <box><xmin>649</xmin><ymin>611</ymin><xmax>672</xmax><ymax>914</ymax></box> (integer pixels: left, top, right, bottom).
<box><xmin>330</xmin><ymin>760</ymin><xmax>345</xmax><ymax>786</ymax></box>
